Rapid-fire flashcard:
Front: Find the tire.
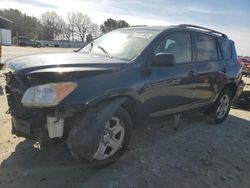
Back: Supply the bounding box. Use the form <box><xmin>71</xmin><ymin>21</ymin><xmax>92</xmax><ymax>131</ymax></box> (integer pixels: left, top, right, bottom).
<box><xmin>37</xmin><ymin>43</ymin><xmax>41</xmax><ymax>48</ymax></box>
<box><xmin>205</xmin><ymin>89</ymin><xmax>232</xmax><ymax>124</ymax></box>
<box><xmin>70</xmin><ymin>107</ymin><xmax>133</xmax><ymax>167</ymax></box>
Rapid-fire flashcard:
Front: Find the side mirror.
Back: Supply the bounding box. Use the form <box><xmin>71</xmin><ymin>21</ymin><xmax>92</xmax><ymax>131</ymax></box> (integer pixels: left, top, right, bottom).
<box><xmin>152</xmin><ymin>53</ymin><xmax>175</xmax><ymax>67</ymax></box>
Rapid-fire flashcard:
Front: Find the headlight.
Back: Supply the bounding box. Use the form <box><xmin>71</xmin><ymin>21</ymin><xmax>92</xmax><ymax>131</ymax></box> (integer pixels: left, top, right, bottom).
<box><xmin>21</xmin><ymin>82</ymin><xmax>77</xmax><ymax>107</ymax></box>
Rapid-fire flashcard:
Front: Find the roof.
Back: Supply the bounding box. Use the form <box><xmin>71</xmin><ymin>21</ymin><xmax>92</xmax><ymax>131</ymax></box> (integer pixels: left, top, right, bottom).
<box><xmin>0</xmin><ymin>16</ymin><xmax>13</xmax><ymax>23</ymax></box>
<box><xmin>126</xmin><ymin>26</ymin><xmax>174</xmax><ymax>31</ymax></box>
<box><xmin>126</xmin><ymin>24</ymin><xmax>228</xmax><ymax>39</ymax></box>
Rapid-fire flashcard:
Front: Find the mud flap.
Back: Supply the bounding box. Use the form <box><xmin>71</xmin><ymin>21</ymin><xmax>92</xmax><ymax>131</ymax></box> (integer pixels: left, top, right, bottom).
<box><xmin>66</xmin><ymin>98</ymin><xmax>127</xmax><ymax>161</ymax></box>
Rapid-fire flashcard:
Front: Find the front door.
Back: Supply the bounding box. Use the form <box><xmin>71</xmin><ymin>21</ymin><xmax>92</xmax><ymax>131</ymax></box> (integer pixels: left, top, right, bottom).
<box><xmin>143</xmin><ymin>31</ymin><xmax>198</xmax><ymax>118</ymax></box>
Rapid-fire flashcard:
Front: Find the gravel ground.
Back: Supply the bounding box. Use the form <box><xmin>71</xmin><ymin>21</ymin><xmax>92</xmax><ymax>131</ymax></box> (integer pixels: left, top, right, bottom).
<box><xmin>0</xmin><ymin>46</ymin><xmax>250</xmax><ymax>188</ymax></box>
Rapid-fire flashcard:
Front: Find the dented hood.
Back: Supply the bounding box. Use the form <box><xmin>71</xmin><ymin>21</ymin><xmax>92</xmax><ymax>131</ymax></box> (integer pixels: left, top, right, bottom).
<box><xmin>6</xmin><ymin>53</ymin><xmax>128</xmax><ymax>75</ymax></box>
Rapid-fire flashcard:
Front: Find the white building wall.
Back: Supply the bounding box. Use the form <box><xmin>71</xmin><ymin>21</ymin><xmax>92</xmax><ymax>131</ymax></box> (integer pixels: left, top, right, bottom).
<box><xmin>0</xmin><ymin>29</ymin><xmax>12</xmax><ymax>45</ymax></box>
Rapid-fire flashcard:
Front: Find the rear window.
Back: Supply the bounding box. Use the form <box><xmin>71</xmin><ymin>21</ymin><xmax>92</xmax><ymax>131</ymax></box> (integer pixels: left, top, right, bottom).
<box><xmin>218</xmin><ymin>39</ymin><xmax>232</xmax><ymax>60</ymax></box>
<box><xmin>195</xmin><ymin>34</ymin><xmax>218</xmax><ymax>62</ymax></box>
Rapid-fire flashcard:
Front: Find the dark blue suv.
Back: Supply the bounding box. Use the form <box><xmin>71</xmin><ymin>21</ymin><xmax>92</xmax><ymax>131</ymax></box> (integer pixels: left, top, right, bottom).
<box><xmin>5</xmin><ymin>24</ymin><xmax>244</xmax><ymax>166</ymax></box>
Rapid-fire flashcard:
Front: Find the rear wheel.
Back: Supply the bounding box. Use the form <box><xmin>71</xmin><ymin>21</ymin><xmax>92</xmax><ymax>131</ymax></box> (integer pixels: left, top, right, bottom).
<box><xmin>205</xmin><ymin>89</ymin><xmax>232</xmax><ymax>124</ymax></box>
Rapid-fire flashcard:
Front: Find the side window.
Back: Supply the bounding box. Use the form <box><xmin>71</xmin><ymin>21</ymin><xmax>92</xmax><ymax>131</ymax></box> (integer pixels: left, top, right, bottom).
<box><xmin>154</xmin><ymin>32</ymin><xmax>191</xmax><ymax>64</ymax></box>
<box><xmin>218</xmin><ymin>39</ymin><xmax>232</xmax><ymax>60</ymax></box>
<box><xmin>216</xmin><ymin>41</ymin><xmax>223</xmax><ymax>60</ymax></box>
<box><xmin>195</xmin><ymin>34</ymin><xmax>218</xmax><ymax>62</ymax></box>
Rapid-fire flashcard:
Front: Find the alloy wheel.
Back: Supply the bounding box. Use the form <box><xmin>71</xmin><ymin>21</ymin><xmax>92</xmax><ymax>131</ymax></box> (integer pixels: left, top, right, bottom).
<box><xmin>93</xmin><ymin>117</ymin><xmax>125</xmax><ymax>160</ymax></box>
<box><xmin>216</xmin><ymin>94</ymin><xmax>230</xmax><ymax>119</ymax></box>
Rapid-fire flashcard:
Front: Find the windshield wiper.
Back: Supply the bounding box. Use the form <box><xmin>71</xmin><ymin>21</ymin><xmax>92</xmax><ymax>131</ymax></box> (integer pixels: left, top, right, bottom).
<box><xmin>97</xmin><ymin>45</ymin><xmax>112</xmax><ymax>58</ymax></box>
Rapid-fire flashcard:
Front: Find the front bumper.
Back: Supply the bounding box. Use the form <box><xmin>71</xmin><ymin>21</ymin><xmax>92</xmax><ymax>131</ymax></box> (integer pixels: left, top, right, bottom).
<box><xmin>5</xmin><ymin>72</ymin><xmax>81</xmax><ymax>142</ymax></box>
<box><xmin>5</xmin><ymin>72</ymin><xmax>47</xmax><ymax>141</ymax></box>
<box><xmin>12</xmin><ymin>115</ymin><xmax>45</xmax><ymax>140</ymax></box>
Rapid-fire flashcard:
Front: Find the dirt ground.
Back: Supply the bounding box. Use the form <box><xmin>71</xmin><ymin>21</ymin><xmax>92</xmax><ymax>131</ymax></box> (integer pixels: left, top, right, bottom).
<box><xmin>0</xmin><ymin>46</ymin><xmax>250</xmax><ymax>188</ymax></box>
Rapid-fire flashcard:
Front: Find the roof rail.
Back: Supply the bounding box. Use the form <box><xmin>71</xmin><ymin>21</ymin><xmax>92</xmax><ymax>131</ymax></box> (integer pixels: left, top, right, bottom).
<box><xmin>178</xmin><ymin>24</ymin><xmax>228</xmax><ymax>39</ymax></box>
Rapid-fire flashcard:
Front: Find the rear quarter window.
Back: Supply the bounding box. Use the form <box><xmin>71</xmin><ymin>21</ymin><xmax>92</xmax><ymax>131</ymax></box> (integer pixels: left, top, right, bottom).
<box><xmin>218</xmin><ymin>39</ymin><xmax>232</xmax><ymax>60</ymax></box>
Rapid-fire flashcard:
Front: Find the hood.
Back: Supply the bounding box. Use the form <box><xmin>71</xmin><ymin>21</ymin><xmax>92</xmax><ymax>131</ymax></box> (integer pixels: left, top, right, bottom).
<box><xmin>6</xmin><ymin>53</ymin><xmax>128</xmax><ymax>75</ymax></box>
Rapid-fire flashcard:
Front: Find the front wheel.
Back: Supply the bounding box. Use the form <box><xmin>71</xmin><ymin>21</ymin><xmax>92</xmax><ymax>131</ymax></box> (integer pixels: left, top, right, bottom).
<box><xmin>205</xmin><ymin>89</ymin><xmax>232</xmax><ymax>124</ymax></box>
<box><xmin>70</xmin><ymin>107</ymin><xmax>132</xmax><ymax>167</ymax></box>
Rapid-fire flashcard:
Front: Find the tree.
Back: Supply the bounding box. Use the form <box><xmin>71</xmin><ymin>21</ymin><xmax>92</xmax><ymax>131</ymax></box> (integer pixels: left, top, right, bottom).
<box><xmin>74</xmin><ymin>13</ymin><xmax>91</xmax><ymax>42</ymax></box>
<box><xmin>86</xmin><ymin>33</ymin><xmax>93</xmax><ymax>43</ymax></box>
<box><xmin>0</xmin><ymin>8</ymin><xmax>101</xmax><ymax>42</ymax></box>
<box><xmin>40</xmin><ymin>11</ymin><xmax>65</xmax><ymax>40</ymax></box>
<box><xmin>66</xmin><ymin>12</ymin><xmax>99</xmax><ymax>42</ymax></box>
<box><xmin>66</xmin><ymin>12</ymin><xmax>77</xmax><ymax>41</ymax></box>
<box><xmin>23</xmin><ymin>15</ymin><xmax>43</xmax><ymax>39</ymax></box>
<box><xmin>62</xmin><ymin>24</ymin><xmax>71</xmax><ymax>41</ymax></box>
<box><xmin>100</xmin><ymin>18</ymin><xmax>129</xmax><ymax>33</ymax></box>
<box><xmin>89</xmin><ymin>23</ymin><xmax>101</xmax><ymax>39</ymax></box>
<box><xmin>0</xmin><ymin>9</ymin><xmax>42</xmax><ymax>39</ymax></box>
<box><xmin>117</xmin><ymin>20</ymin><xmax>129</xmax><ymax>28</ymax></box>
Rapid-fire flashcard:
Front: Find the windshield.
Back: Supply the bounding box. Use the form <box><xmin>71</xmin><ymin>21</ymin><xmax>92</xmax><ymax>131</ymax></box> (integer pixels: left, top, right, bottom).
<box><xmin>80</xmin><ymin>29</ymin><xmax>160</xmax><ymax>61</ymax></box>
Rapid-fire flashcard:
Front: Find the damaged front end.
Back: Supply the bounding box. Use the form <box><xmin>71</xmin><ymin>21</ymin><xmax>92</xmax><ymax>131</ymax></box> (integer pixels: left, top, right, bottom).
<box><xmin>5</xmin><ymin>72</ymin><xmax>46</xmax><ymax>141</ymax></box>
<box><xmin>5</xmin><ymin>71</ymin><xmax>131</xmax><ymax>164</ymax></box>
<box><xmin>5</xmin><ymin>71</ymin><xmax>79</xmax><ymax>145</ymax></box>
<box><xmin>4</xmin><ymin>52</ymin><xmax>132</xmax><ymax>164</ymax></box>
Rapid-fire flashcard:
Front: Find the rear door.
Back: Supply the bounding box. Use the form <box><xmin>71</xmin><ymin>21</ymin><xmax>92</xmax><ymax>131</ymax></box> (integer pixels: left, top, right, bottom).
<box><xmin>192</xmin><ymin>32</ymin><xmax>226</xmax><ymax>106</ymax></box>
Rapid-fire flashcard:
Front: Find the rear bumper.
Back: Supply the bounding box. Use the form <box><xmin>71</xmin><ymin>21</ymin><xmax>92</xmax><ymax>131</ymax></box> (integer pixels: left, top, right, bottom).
<box><xmin>243</xmin><ymin>67</ymin><xmax>250</xmax><ymax>74</ymax></box>
<box><xmin>234</xmin><ymin>80</ymin><xmax>245</xmax><ymax>101</ymax></box>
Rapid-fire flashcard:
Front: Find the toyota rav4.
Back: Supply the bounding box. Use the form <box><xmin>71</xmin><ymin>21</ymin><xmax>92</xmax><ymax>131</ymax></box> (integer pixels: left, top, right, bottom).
<box><xmin>4</xmin><ymin>24</ymin><xmax>244</xmax><ymax>166</ymax></box>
